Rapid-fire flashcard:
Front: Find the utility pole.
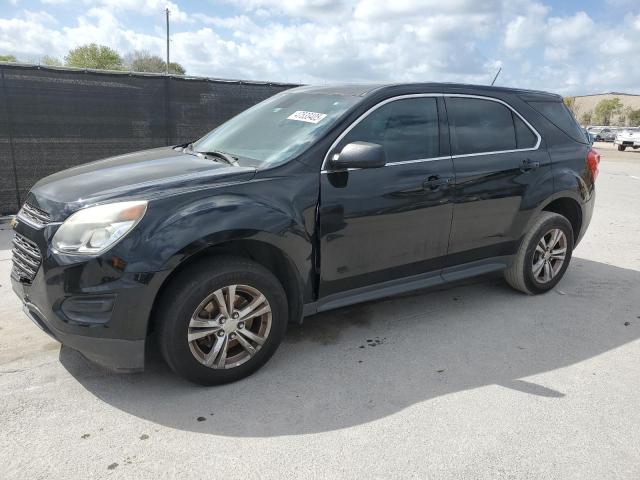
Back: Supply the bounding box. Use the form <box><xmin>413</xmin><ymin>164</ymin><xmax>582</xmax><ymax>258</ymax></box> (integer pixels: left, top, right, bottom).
<box><xmin>165</xmin><ymin>7</ymin><xmax>170</xmax><ymax>74</ymax></box>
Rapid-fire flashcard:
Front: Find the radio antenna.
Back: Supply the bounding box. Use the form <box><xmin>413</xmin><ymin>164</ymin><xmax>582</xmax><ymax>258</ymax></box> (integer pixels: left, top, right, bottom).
<box><xmin>491</xmin><ymin>67</ymin><xmax>502</xmax><ymax>86</ymax></box>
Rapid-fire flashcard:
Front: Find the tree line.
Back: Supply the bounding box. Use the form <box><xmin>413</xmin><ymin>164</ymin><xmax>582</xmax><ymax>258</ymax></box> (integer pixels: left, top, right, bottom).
<box><xmin>564</xmin><ymin>96</ymin><xmax>640</xmax><ymax>127</ymax></box>
<box><xmin>0</xmin><ymin>44</ymin><xmax>185</xmax><ymax>75</ymax></box>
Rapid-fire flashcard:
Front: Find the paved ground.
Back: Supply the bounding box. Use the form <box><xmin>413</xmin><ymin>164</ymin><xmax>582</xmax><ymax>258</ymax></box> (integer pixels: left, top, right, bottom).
<box><xmin>1</xmin><ymin>142</ymin><xmax>639</xmax><ymax>479</ymax></box>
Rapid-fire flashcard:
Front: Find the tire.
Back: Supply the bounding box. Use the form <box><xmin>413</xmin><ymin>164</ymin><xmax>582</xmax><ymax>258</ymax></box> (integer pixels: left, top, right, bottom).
<box><xmin>504</xmin><ymin>212</ymin><xmax>574</xmax><ymax>295</ymax></box>
<box><xmin>618</xmin><ymin>145</ymin><xmax>626</xmax><ymax>151</ymax></box>
<box><xmin>156</xmin><ymin>256</ymin><xmax>288</xmax><ymax>385</ymax></box>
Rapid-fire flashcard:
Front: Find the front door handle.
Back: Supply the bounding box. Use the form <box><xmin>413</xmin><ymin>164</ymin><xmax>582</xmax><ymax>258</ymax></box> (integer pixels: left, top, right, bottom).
<box><xmin>423</xmin><ymin>175</ymin><xmax>452</xmax><ymax>190</ymax></box>
<box><xmin>520</xmin><ymin>159</ymin><xmax>540</xmax><ymax>172</ymax></box>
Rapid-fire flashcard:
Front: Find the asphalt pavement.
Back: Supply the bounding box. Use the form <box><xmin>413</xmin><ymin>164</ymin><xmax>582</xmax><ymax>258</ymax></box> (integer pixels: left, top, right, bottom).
<box><xmin>1</xmin><ymin>142</ymin><xmax>639</xmax><ymax>479</ymax></box>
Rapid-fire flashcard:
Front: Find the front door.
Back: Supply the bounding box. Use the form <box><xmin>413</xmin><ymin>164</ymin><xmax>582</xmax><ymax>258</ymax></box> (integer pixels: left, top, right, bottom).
<box><xmin>318</xmin><ymin>96</ymin><xmax>454</xmax><ymax>297</ymax></box>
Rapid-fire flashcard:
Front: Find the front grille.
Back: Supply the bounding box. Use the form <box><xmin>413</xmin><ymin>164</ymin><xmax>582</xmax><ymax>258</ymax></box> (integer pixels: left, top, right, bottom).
<box><xmin>18</xmin><ymin>202</ymin><xmax>52</xmax><ymax>228</ymax></box>
<box><xmin>11</xmin><ymin>233</ymin><xmax>42</xmax><ymax>283</ymax></box>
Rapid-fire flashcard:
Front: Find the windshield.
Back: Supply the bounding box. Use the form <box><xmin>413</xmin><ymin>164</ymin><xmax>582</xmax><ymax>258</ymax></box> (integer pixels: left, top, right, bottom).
<box><xmin>192</xmin><ymin>90</ymin><xmax>362</xmax><ymax>167</ymax></box>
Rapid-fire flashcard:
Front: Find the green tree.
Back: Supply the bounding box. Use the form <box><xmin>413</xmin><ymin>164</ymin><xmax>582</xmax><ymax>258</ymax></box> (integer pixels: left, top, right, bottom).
<box><xmin>593</xmin><ymin>97</ymin><xmax>623</xmax><ymax>126</ymax></box>
<box><xmin>628</xmin><ymin>109</ymin><xmax>640</xmax><ymax>127</ymax></box>
<box><xmin>125</xmin><ymin>50</ymin><xmax>165</xmax><ymax>72</ymax></box>
<box><xmin>168</xmin><ymin>62</ymin><xmax>186</xmax><ymax>75</ymax></box>
<box><xmin>65</xmin><ymin>44</ymin><xmax>124</xmax><ymax>70</ymax></box>
<box><xmin>563</xmin><ymin>96</ymin><xmax>580</xmax><ymax>118</ymax></box>
<box><xmin>41</xmin><ymin>55</ymin><xmax>62</xmax><ymax>66</ymax></box>
<box><xmin>580</xmin><ymin>110</ymin><xmax>593</xmax><ymax>126</ymax></box>
<box><xmin>124</xmin><ymin>50</ymin><xmax>186</xmax><ymax>75</ymax></box>
<box><xmin>0</xmin><ymin>54</ymin><xmax>18</xmax><ymax>62</ymax></box>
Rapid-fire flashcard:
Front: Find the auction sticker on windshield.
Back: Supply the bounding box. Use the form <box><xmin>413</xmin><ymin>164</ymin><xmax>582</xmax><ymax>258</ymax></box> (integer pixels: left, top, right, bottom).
<box><xmin>287</xmin><ymin>111</ymin><xmax>327</xmax><ymax>124</ymax></box>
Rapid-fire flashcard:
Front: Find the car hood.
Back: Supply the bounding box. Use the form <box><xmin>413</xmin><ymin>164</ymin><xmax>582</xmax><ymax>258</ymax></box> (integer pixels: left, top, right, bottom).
<box><xmin>26</xmin><ymin>146</ymin><xmax>256</xmax><ymax>220</ymax></box>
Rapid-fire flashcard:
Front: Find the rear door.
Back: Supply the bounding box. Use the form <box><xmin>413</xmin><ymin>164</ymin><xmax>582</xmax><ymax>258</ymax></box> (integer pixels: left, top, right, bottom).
<box><xmin>318</xmin><ymin>95</ymin><xmax>454</xmax><ymax>297</ymax></box>
<box><xmin>444</xmin><ymin>95</ymin><xmax>551</xmax><ymax>266</ymax></box>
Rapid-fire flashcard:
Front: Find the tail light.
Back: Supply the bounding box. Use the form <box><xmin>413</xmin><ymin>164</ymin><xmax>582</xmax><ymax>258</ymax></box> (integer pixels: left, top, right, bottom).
<box><xmin>587</xmin><ymin>148</ymin><xmax>600</xmax><ymax>181</ymax></box>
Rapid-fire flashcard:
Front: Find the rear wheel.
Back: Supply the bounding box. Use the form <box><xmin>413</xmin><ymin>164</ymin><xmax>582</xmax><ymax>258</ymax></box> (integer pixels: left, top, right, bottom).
<box><xmin>157</xmin><ymin>257</ymin><xmax>288</xmax><ymax>385</ymax></box>
<box><xmin>504</xmin><ymin>212</ymin><xmax>574</xmax><ymax>295</ymax></box>
<box><xmin>618</xmin><ymin>145</ymin><xmax>626</xmax><ymax>151</ymax></box>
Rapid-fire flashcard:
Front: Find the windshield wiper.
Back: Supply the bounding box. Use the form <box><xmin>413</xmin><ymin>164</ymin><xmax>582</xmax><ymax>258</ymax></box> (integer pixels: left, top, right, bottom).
<box><xmin>194</xmin><ymin>149</ymin><xmax>238</xmax><ymax>165</ymax></box>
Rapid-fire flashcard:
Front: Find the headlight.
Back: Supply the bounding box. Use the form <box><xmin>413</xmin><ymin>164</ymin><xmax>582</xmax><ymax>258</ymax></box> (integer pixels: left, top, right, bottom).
<box><xmin>52</xmin><ymin>201</ymin><xmax>147</xmax><ymax>255</ymax></box>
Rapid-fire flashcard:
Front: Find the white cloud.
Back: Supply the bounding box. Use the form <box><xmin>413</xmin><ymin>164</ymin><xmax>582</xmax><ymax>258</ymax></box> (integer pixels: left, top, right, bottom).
<box><xmin>225</xmin><ymin>0</ymin><xmax>353</xmax><ymax>19</ymax></box>
<box><xmin>499</xmin><ymin>6</ymin><xmax>640</xmax><ymax>93</ymax></box>
<box><xmin>1</xmin><ymin>0</ymin><xmax>640</xmax><ymax>94</ymax></box>
<box><xmin>354</xmin><ymin>0</ymin><xmax>498</xmax><ymax>20</ymax></box>
<box><xmin>20</xmin><ymin>10</ymin><xmax>58</xmax><ymax>25</ymax></box>
<box><xmin>504</xmin><ymin>3</ymin><xmax>549</xmax><ymax>51</ymax></box>
<box><xmin>98</xmin><ymin>0</ymin><xmax>190</xmax><ymax>22</ymax></box>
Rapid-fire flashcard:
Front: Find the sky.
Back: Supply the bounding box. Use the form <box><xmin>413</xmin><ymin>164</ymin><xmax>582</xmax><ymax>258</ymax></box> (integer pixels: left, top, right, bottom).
<box><xmin>1</xmin><ymin>0</ymin><xmax>639</xmax><ymax>95</ymax></box>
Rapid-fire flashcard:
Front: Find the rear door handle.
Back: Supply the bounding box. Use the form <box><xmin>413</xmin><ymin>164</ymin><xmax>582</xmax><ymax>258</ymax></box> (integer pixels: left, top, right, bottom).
<box><xmin>423</xmin><ymin>175</ymin><xmax>452</xmax><ymax>190</ymax></box>
<box><xmin>520</xmin><ymin>159</ymin><xmax>540</xmax><ymax>172</ymax></box>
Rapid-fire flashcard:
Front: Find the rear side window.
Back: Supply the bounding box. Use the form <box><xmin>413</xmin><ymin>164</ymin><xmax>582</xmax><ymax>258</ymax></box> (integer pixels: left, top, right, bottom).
<box><xmin>447</xmin><ymin>97</ymin><xmax>517</xmax><ymax>155</ymax></box>
<box><xmin>339</xmin><ymin>97</ymin><xmax>439</xmax><ymax>162</ymax></box>
<box><xmin>514</xmin><ymin>114</ymin><xmax>537</xmax><ymax>149</ymax></box>
<box><xmin>526</xmin><ymin>101</ymin><xmax>588</xmax><ymax>144</ymax></box>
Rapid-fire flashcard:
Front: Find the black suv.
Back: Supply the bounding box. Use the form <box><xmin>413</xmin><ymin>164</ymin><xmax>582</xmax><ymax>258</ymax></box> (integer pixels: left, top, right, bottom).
<box><xmin>11</xmin><ymin>83</ymin><xmax>598</xmax><ymax>385</ymax></box>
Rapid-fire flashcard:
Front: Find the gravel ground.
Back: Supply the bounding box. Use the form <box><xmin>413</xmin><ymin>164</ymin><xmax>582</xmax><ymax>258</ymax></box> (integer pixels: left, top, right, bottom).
<box><xmin>1</xmin><ymin>142</ymin><xmax>639</xmax><ymax>479</ymax></box>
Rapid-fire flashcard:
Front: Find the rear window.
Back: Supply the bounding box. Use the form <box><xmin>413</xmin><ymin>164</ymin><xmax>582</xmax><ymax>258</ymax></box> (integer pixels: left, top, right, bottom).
<box><xmin>527</xmin><ymin>101</ymin><xmax>588</xmax><ymax>144</ymax></box>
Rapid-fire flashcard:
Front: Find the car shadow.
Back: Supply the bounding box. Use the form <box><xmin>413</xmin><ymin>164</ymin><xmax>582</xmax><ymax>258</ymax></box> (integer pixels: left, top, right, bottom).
<box><xmin>60</xmin><ymin>257</ymin><xmax>640</xmax><ymax>437</ymax></box>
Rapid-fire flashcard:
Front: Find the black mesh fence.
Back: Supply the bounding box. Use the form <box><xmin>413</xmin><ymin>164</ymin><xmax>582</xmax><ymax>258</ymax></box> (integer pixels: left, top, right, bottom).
<box><xmin>0</xmin><ymin>64</ymin><xmax>296</xmax><ymax>215</ymax></box>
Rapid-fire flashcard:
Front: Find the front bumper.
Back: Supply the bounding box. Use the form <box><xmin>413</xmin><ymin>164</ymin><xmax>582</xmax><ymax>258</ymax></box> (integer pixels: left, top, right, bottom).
<box><xmin>18</xmin><ymin>299</ymin><xmax>146</xmax><ymax>371</ymax></box>
<box><xmin>10</xmin><ymin>222</ymin><xmax>171</xmax><ymax>371</ymax></box>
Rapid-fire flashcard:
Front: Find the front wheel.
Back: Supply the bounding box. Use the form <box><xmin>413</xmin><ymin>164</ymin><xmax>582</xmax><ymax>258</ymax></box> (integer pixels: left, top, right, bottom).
<box><xmin>617</xmin><ymin>145</ymin><xmax>626</xmax><ymax>151</ymax></box>
<box><xmin>157</xmin><ymin>257</ymin><xmax>288</xmax><ymax>385</ymax></box>
<box><xmin>504</xmin><ymin>212</ymin><xmax>574</xmax><ymax>295</ymax></box>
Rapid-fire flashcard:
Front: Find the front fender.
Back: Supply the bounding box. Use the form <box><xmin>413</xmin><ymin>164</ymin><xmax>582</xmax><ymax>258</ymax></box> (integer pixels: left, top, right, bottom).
<box><xmin>128</xmin><ymin>193</ymin><xmax>313</xmax><ymax>276</ymax></box>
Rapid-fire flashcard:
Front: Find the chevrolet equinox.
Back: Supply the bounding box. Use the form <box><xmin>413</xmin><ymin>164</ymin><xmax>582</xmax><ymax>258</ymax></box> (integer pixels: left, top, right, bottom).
<box><xmin>11</xmin><ymin>83</ymin><xmax>598</xmax><ymax>385</ymax></box>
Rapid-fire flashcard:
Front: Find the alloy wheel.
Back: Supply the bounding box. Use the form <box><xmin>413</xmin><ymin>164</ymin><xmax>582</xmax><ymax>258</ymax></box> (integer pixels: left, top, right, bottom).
<box><xmin>531</xmin><ymin>228</ymin><xmax>567</xmax><ymax>284</ymax></box>
<box><xmin>187</xmin><ymin>284</ymin><xmax>272</xmax><ymax>369</ymax></box>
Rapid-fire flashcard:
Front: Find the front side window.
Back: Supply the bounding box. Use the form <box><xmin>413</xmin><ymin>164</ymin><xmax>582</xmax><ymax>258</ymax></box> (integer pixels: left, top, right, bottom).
<box><xmin>447</xmin><ymin>97</ymin><xmax>536</xmax><ymax>155</ymax></box>
<box><xmin>193</xmin><ymin>91</ymin><xmax>362</xmax><ymax>167</ymax></box>
<box><xmin>336</xmin><ymin>97</ymin><xmax>440</xmax><ymax>163</ymax></box>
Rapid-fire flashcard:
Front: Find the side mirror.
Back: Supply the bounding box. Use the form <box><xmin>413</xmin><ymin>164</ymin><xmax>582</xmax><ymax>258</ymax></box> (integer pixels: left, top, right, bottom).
<box><xmin>330</xmin><ymin>141</ymin><xmax>387</xmax><ymax>170</ymax></box>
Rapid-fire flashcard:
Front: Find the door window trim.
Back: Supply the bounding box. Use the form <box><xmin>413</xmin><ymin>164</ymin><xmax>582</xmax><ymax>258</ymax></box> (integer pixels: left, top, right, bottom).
<box><xmin>321</xmin><ymin>93</ymin><xmax>541</xmax><ymax>172</ymax></box>
<box><xmin>321</xmin><ymin>93</ymin><xmax>444</xmax><ymax>172</ymax></box>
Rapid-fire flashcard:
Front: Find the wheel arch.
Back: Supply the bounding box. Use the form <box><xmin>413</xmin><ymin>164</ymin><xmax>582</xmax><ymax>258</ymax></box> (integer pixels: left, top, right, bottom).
<box><xmin>147</xmin><ymin>237</ymin><xmax>306</xmax><ymax>337</ymax></box>
<box><xmin>541</xmin><ymin>196</ymin><xmax>582</xmax><ymax>244</ymax></box>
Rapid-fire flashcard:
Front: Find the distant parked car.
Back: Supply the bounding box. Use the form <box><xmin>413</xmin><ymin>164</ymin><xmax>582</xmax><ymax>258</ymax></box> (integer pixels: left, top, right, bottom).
<box><xmin>614</xmin><ymin>128</ymin><xmax>640</xmax><ymax>151</ymax></box>
<box><xmin>583</xmin><ymin>129</ymin><xmax>594</xmax><ymax>144</ymax></box>
<box><xmin>587</xmin><ymin>126</ymin><xmax>603</xmax><ymax>137</ymax></box>
<box><xmin>594</xmin><ymin>128</ymin><xmax>616</xmax><ymax>142</ymax></box>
